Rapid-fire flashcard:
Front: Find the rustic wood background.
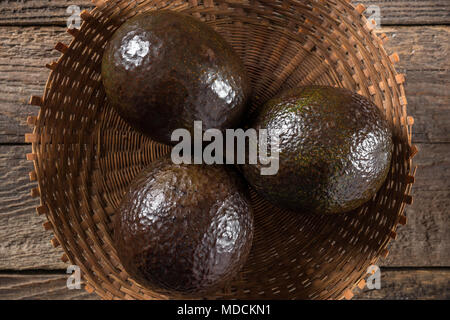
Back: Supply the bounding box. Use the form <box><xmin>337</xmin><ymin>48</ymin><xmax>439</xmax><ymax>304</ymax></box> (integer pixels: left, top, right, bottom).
<box><xmin>0</xmin><ymin>0</ymin><xmax>449</xmax><ymax>300</ymax></box>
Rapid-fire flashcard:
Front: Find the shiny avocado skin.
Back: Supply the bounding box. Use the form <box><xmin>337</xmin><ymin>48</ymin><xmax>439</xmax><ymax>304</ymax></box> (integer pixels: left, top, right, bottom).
<box><xmin>113</xmin><ymin>156</ymin><xmax>254</xmax><ymax>297</ymax></box>
<box><xmin>242</xmin><ymin>86</ymin><xmax>393</xmax><ymax>215</ymax></box>
<box><xmin>102</xmin><ymin>11</ymin><xmax>251</xmax><ymax>145</ymax></box>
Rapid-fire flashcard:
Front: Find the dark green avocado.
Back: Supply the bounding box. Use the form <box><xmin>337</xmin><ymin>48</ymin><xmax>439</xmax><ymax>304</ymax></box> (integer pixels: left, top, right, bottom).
<box><xmin>113</xmin><ymin>156</ymin><xmax>254</xmax><ymax>297</ymax></box>
<box><xmin>242</xmin><ymin>86</ymin><xmax>393</xmax><ymax>214</ymax></box>
<box><xmin>102</xmin><ymin>10</ymin><xmax>250</xmax><ymax>145</ymax></box>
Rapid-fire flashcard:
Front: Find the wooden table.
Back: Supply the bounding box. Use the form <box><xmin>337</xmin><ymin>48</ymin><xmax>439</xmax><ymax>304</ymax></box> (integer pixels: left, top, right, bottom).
<box><xmin>0</xmin><ymin>0</ymin><xmax>448</xmax><ymax>300</ymax></box>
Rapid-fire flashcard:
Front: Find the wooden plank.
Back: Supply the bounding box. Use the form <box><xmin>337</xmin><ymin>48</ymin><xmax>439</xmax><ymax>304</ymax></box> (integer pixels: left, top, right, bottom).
<box><xmin>381</xmin><ymin>143</ymin><xmax>450</xmax><ymax>267</ymax></box>
<box><xmin>0</xmin><ymin>270</ymin><xmax>447</xmax><ymax>299</ymax></box>
<box><xmin>0</xmin><ymin>27</ymin><xmax>71</xmax><ymax>144</ymax></box>
<box><xmin>0</xmin><ymin>144</ymin><xmax>448</xmax><ymax>270</ymax></box>
<box><xmin>406</xmin><ymin>143</ymin><xmax>450</xmax><ymax>192</ymax></box>
<box><xmin>0</xmin><ymin>0</ymin><xmax>94</xmax><ymax>26</ymax></box>
<box><xmin>354</xmin><ymin>269</ymin><xmax>450</xmax><ymax>300</ymax></box>
<box><xmin>0</xmin><ymin>145</ymin><xmax>66</xmax><ymax>270</ymax></box>
<box><xmin>0</xmin><ymin>273</ymin><xmax>98</xmax><ymax>300</ymax></box>
<box><xmin>354</xmin><ymin>1</ymin><xmax>450</xmax><ymax>25</ymax></box>
<box><xmin>0</xmin><ymin>1</ymin><xmax>448</xmax><ymax>26</ymax></box>
<box><xmin>378</xmin><ymin>26</ymin><xmax>450</xmax><ymax>144</ymax></box>
<box><xmin>0</xmin><ymin>25</ymin><xmax>447</xmax><ymax>143</ymax></box>
<box><xmin>383</xmin><ymin>189</ymin><xmax>450</xmax><ymax>267</ymax></box>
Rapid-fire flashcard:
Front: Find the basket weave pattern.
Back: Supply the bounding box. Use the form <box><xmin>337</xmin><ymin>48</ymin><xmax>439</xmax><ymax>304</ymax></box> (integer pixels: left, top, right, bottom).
<box><xmin>26</xmin><ymin>0</ymin><xmax>416</xmax><ymax>300</ymax></box>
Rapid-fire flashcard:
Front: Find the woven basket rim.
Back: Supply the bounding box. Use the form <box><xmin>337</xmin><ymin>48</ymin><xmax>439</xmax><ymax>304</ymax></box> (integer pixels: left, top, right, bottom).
<box><xmin>26</xmin><ymin>0</ymin><xmax>417</xmax><ymax>300</ymax></box>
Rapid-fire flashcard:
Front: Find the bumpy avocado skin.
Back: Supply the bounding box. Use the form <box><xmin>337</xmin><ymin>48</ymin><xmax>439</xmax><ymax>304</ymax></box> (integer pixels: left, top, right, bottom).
<box><xmin>113</xmin><ymin>156</ymin><xmax>254</xmax><ymax>297</ymax></box>
<box><xmin>102</xmin><ymin>11</ymin><xmax>250</xmax><ymax>145</ymax></box>
<box><xmin>242</xmin><ymin>86</ymin><xmax>393</xmax><ymax>215</ymax></box>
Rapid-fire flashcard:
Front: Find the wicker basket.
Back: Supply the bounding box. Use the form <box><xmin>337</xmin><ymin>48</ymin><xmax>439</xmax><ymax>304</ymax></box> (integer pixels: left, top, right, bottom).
<box><xmin>26</xmin><ymin>0</ymin><xmax>417</xmax><ymax>300</ymax></box>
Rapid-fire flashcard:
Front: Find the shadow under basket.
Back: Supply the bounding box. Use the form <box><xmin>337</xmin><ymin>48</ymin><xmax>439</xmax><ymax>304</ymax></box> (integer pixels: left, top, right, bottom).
<box><xmin>26</xmin><ymin>0</ymin><xmax>418</xmax><ymax>300</ymax></box>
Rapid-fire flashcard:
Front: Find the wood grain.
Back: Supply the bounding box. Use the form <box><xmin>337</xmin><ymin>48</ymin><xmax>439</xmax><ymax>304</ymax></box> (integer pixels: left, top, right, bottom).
<box><xmin>381</xmin><ymin>26</ymin><xmax>450</xmax><ymax>144</ymax></box>
<box><xmin>0</xmin><ymin>144</ymin><xmax>448</xmax><ymax>270</ymax></box>
<box><xmin>354</xmin><ymin>269</ymin><xmax>450</xmax><ymax>300</ymax></box>
<box><xmin>0</xmin><ymin>26</ymin><xmax>448</xmax><ymax>144</ymax></box>
<box><xmin>407</xmin><ymin>143</ymin><xmax>450</xmax><ymax>192</ymax></box>
<box><xmin>384</xmin><ymin>189</ymin><xmax>450</xmax><ymax>267</ymax></box>
<box><xmin>0</xmin><ymin>273</ymin><xmax>97</xmax><ymax>300</ymax></box>
<box><xmin>0</xmin><ymin>0</ymin><xmax>94</xmax><ymax>26</ymax></box>
<box><xmin>354</xmin><ymin>0</ymin><xmax>450</xmax><ymax>25</ymax></box>
<box><xmin>381</xmin><ymin>144</ymin><xmax>450</xmax><ymax>266</ymax></box>
<box><xmin>0</xmin><ymin>145</ymin><xmax>66</xmax><ymax>270</ymax></box>
<box><xmin>0</xmin><ymin>269</ymin><xmax>447</xmax><ymax>299</ymax></box>
<box><xmin>0</xmin><ymin>27</ymin><xmax>71</xmax><ymax>144</ymax></box>
<box><xmin>0</xmin><ymin>1</ymin><xmax>448</xmax><ymax>26</ymax></box>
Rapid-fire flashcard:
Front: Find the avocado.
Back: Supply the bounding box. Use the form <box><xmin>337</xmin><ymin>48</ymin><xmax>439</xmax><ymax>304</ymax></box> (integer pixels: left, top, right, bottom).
<box><xmin>113</xmin><ymin>156</ymin><xmax>254</xmax><ymax>297</ymax></box>
<box><xmin>242</xmin><ymin>86</ymin><xmax>393</xmax><ymax>214</ymax></box>
<box><xmin>102</xmin><ymin>11</ymin><xmax>250</xmax><ymax>145</ymax></box>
